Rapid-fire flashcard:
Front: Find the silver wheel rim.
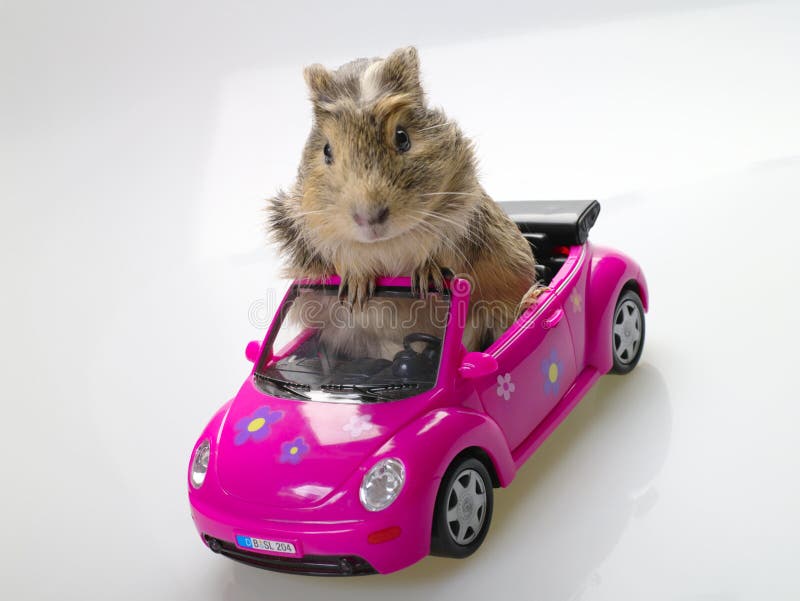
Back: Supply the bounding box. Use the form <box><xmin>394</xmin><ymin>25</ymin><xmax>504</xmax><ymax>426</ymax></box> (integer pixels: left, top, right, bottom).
<box><xmin>445</xmin><ymin>468</ymin><xmax>487</xmax><ymax>545</ymax></box>
<box><xmin>613</xmin><ymin>299</ymin><xmax>642</xmax><ymax>365</ymax></box>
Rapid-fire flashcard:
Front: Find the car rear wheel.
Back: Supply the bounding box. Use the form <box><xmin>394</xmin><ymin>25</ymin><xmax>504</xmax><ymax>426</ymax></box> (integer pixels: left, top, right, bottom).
<box><xmin>431</xmin><ymin>457</ymin><xmax>493</xmax><ymax>558</ymax></box>
<box><xmin>610</xmin><ymin>289</ymin><xmax>645</xmax><ymax>374</ymax></box>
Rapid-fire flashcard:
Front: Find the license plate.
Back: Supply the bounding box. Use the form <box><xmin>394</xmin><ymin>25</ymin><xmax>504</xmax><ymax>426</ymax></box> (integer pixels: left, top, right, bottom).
<box><xmin>235</xmin><ymin>534</ymin><xmax>297</xmax><ymax>555</ymax></box>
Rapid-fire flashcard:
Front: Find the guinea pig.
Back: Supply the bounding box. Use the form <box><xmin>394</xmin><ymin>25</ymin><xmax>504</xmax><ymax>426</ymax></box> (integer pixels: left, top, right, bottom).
<box><xmin>268</xmin><ymin>46</ymin><xmax>542</xmax><ymax>354</ymax></box>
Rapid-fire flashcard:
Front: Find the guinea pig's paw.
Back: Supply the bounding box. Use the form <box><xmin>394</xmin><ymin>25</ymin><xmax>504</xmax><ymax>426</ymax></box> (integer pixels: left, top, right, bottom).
<box><xmin>411</xmin><ymin>262</ymin><xmax>445</xmax><ymax>298</ymax></box>
<box><xmin>518</xmin><ymin>284</ymin><xmax>550</xmax><ymax>313</ymax></box>
<box><xmin>338</xmin><ymin>274</ymin><xmax>375</xmax><ymax>310</ymax></box>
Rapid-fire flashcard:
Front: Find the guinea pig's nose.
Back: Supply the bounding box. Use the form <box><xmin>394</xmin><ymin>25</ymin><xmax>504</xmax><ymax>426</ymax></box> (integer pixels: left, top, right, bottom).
<box><xmin>353</xmin><ymin>207</ymin><xmax>390</xmax><ymax>226</ymax></box>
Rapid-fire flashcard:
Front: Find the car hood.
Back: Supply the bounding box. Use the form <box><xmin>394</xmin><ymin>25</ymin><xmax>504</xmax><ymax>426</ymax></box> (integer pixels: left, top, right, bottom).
<box><xmin>215</xmin><ymin>378</ymin><xmax>435</xmax><ymax>508</ymax></box>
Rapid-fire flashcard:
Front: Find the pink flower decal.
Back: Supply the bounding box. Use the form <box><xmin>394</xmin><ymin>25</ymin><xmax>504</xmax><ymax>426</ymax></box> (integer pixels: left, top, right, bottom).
<box><xmin>234</xmin><ymin>406</ymin><xmax>283</xmax><ymax>446</ymax></box>
<box><xmin>279</xmin><ymin>437</ymin><xmax>309</xmax><ymax>464</ymax></box>
<box><xmin>343</xmin><ymin>414</ymin><xmax>373</xmax><ymax>438</ymax></box>
<box><xmin>496</xmin><ymin>373</ymin><xmax>515</xmax><ymax>401</ymax></box>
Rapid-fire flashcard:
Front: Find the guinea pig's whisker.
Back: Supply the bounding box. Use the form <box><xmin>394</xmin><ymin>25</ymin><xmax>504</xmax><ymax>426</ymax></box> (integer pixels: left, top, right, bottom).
<box><xmin>412</xmin><ymin>210</ymin><xmax>482</xmax><ymax>247</ymax></box>
<box><xmin>409</xmin><ymin>216</ymin><xmax>477</xmax><ymax>278</ymax></box>
<box><xmin>414</xmin><ymin>209</ymin><xmax>471</xmax><ymax>231</ymax></box>
<box><xmin>433</xmin><ymin>239</ymin><xmax>478</xmax><ymax>284</ymax></box>
<box><xmin>418</xmin><ymin>122</ymin><xmax>452</xmax><ymax>132</ymax></box>
<box><xmin>411</xmin><ymin>214</ymin><xmax>477</xmax><ymax>249</ymax></box>
<box><xmin>291</xmin><ymin>209</ymin><xmax>328</xmax><ymax>218</ymax></box>
<box><xmin>420</xmin><ymin>192</ymin><xmax>483</xmax><ymax>198</ymax></box>
<box><xmin>417</xmin><ymin>218</ymin><xmax>475</xmax><ymax>246</ymax></box>
<box><xmin>410</xmin><ymin>210</ymin><xmax>465</xmax><ymax>234</ymax></box>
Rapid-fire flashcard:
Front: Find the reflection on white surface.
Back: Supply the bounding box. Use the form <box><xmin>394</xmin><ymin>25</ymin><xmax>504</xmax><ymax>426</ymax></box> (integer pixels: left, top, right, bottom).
<box><xmin>2</xmin><ymin>1</ymin><xmax>800</xmax><ymax>599</ymax></box>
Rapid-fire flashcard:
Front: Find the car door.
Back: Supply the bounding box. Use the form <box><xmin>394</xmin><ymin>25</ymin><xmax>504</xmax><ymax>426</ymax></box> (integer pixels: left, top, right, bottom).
<box><xmin>477</xmin><ymin>287</ymin><xmax>578</xmax><ymax>451</ymax></box>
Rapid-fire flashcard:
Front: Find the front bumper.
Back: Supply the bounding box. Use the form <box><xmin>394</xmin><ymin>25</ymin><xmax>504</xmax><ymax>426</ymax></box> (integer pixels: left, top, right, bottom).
<box><xmin>190</xmin><ymin>492</ymin><xmax>433</xmax><ymax>575</ymax></box>
<box><xmin>203</xmin><ymin>535</ymin><xmax>376</xmax><ymax>576</ymax></box>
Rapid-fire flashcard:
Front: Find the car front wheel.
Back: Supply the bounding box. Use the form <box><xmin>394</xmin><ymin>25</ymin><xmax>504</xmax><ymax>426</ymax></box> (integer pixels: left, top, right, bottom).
<box><xmin>430</xmin><ymin>457</ymin><xmax>494</xmax><ymax>558</ymax></box>
<box><xmin>610</xmin><ymin>288</ymin><xmax>645</xmax><ymax>374</ymax></box>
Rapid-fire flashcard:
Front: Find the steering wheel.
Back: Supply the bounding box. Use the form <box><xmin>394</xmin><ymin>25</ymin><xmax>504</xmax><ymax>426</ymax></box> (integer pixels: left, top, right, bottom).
<box><xmin>403</xmin><ymin>333</ymin><xmax>441</xmax><ymax>359</ymax></box>
<box><xmin>392</xmin><ymin>333</ymin><xmax>443</xmax><ymax>379</ymax></box>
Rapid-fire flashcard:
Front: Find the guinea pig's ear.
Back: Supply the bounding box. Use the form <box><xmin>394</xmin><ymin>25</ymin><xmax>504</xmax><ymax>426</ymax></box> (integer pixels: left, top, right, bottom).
<box><xmin>304</xmin><ymin>64</ymin><xmax>336</xmax><ymax>105</ymax></box>
<box><xmin>380</xmin><ymin>46</ymin><xmax>422</xmax><ymax>98</ymax></box>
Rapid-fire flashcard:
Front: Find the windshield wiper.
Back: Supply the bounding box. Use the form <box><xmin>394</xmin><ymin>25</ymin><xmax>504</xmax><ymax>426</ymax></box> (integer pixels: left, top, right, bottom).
<box><xmin>254</xmin><ymin>373</ymin><xmax>312</xmax><ymax>400</ymax></box>
<box><xmin>321</xmin><ymin>382</ymin><xmax>420</xmax><ymax>401</ymax></box>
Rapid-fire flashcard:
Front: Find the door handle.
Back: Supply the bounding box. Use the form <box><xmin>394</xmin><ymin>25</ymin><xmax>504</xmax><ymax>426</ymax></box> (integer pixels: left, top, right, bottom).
<box><xmin>543</xmin><ymin>308</ymin><xmax>565</xmax><ymax>330</ymax></box>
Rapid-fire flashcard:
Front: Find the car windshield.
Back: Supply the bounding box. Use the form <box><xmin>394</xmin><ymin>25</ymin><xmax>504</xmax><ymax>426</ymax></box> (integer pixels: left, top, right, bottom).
<box><xmin>254</xmin><ymin>284</ymin><xmax>451</xmax><ymax>403</ymax></box>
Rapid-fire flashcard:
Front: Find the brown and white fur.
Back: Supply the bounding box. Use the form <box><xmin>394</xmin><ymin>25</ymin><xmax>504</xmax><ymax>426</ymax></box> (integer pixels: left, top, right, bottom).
<box><xmin>268</xmin><ymin>47</ymin><xmax>542</xmax><ymax>355</ymax></box>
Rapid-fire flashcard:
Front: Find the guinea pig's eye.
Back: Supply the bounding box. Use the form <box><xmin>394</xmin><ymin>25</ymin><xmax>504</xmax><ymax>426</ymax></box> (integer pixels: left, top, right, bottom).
<box><xmin>394</xmin><ymin>127</ymin><xmax>411</xmax><ymax>153</ymax></box>
<box><xmin>323</xmin><ymin>142</ymin><xmax>333</xmax><ymax>165</ymax></box>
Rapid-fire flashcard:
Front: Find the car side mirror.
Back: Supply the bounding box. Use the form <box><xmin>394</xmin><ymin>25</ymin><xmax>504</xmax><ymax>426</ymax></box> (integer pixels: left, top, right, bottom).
<box><xmin>245</xmin><ymin>340</ymin><xmax>261</xmax><ymax>363</ymax></box>
<box><xmin>458</xmin><ymin>352</ymin><xmax>498</xmax><ymax>380</ymax></box>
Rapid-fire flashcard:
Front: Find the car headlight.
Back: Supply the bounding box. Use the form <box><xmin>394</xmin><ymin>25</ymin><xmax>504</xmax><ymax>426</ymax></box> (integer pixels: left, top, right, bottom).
<box><xmin>359</xmin><ymin>458</ymin><xmax>405</xmax><ymax>511</ymax></box>
<box><xmin>190</xmin><ymin>440</ymin><xmax>210</xmax><ymax>489</ymax></box>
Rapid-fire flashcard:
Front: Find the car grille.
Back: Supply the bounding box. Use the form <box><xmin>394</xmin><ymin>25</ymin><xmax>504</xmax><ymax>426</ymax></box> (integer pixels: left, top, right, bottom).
<box><xmin>204</xmin><ymin>535</ymin><xmax>377</xmax><ymax>576</ymax></box>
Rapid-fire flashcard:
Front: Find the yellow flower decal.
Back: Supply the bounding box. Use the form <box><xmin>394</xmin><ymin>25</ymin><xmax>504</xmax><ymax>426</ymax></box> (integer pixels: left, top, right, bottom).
<box><xmin>570</xmin><ymin>289</ymin><xmax>582</xmax><ymax>313</ymax></box>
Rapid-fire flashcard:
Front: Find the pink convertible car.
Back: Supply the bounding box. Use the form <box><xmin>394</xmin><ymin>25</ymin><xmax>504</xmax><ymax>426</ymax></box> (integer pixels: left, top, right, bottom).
<box><xmin>188</xmin><ymin>201</ymin><xmax>648</xmax><ymax>575</ymax></box>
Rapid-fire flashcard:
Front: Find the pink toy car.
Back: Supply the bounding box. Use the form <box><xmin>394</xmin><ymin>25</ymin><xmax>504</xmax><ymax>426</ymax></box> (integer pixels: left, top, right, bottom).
<box><xmin>188</xmin><ymin>200</ymin><xmax>648</xmax><ymax>575</ymax></box>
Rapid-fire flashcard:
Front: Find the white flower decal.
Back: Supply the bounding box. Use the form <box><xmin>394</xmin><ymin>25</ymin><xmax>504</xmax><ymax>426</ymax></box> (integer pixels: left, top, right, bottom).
<box><xmin>496</xmin><ymin>373</ymin><xmax>515</xmax><ymax>400</ymax></box>
<box><xmin>343</xmin><ymin>414</ymin><xmax>374</xmax><ymax>438</ymax></box>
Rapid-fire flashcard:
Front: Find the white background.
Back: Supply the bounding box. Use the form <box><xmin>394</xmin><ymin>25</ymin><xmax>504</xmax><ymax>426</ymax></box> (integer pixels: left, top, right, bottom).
<box><xmin>2</xmin><ymin>1</ymin><xmax>799</xmax><ymax>599</ymax></box>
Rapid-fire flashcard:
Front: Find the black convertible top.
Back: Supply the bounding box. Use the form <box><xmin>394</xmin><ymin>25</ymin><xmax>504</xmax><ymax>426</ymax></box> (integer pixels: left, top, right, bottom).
<box><xmin>497</xmin><ymin>200</ymin><xmax>601</xmax><ymax>246</ymax></box>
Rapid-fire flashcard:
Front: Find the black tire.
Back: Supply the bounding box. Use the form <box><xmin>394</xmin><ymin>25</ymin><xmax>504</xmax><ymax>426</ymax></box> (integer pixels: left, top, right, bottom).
<box><xmin>430</xmin><ymin>457</ymin><xmax>494</xmax><ymax>558</ymax></box>
<box><xmin>609</xmin><ymin>289</ymin><xmax>645</xmax><ymax>374</ymax></box>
